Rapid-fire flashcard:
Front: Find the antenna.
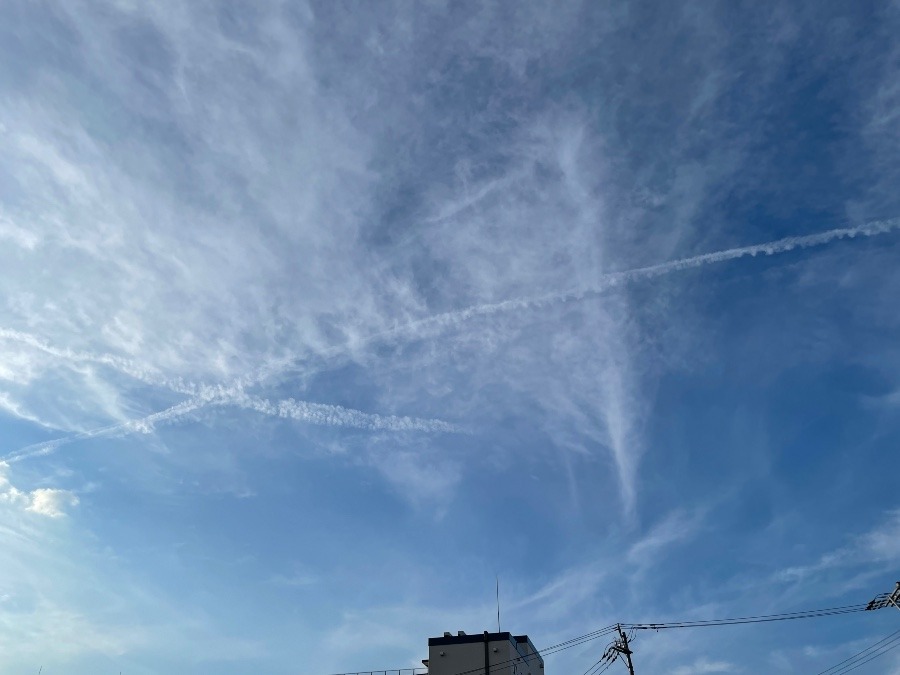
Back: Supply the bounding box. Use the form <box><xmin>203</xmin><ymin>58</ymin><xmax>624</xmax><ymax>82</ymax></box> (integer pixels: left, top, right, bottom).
<box><xmin>496</xmin><ymin>576</ymin><xmax>501</xmax><ymax>633</ymax></box>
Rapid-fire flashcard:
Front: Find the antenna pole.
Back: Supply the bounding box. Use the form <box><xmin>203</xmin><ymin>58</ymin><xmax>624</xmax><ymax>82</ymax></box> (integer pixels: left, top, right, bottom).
<box><xmin>496</xmin><ymin>576</ymin><xmax>501</xmax><ymax>632</ymax></box>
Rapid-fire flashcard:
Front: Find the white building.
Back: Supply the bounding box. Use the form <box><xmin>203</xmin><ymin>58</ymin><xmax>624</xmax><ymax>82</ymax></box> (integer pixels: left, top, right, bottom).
<box><xmin>423</xmin><ymin>631</ymin><xmax>544</xmax><ymax>675</ymax></box>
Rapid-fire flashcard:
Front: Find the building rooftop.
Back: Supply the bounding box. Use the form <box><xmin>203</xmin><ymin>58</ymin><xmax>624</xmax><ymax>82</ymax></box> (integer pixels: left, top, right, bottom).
<box><xmin>428</xmin><ymin>631</ymin><xmax>537</xmax><ymax>648</ymax></box>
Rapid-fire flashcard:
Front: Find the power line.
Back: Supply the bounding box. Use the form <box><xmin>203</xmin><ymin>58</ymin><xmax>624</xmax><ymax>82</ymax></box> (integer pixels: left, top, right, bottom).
<box><xmin>327</xmin><ymin>595</ymin><xmax>888</xmax><ymax>675</ymax></box>
<box><xmin>439</xmin><ymin>625</ymin><xmax>620</xmax><ymax>675</ymax></box>
<box><xmin>590</xmin><ymin>653</ymin><xmax>620</xmax><ymax>675</ymax></box>
<box><xmin>623</xmin><ymin>603</ymin><xmax>870</xmax><ymax>631</ymax></box>
<box><xmin>326</xmin><ymin>626</ymin><xmax>622</xmax><ymax>675</ymax></box>
<box><xmin>580</xmin><ymin>638</ymin><xmax>622</xmax><ymax>675</ymax></box>
<box><xmin>584</xmin><ymin>654</ymin><xmax>621</xmax><ymax>675</ymax></box>
<box><xmin>816</xmin><ymin>630</ymin><xmax>900</xmax><ymax>675</ymax></box>
<box><xmin>817</xmin><ymin>629</ymin><xmax>900</xmax><ymax>675</ymax></box>
<box><xmin>834</xmin><ymin>640</ymin><xmax>900</xmax><ymax>674</ymax></box>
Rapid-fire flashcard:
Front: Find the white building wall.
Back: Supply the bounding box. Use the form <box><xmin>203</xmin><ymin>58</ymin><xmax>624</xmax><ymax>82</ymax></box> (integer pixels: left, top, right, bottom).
<box><xmin>426</xmin><ymin>633</ymin><xmax>542</xmax><ymax>675</ymax></box>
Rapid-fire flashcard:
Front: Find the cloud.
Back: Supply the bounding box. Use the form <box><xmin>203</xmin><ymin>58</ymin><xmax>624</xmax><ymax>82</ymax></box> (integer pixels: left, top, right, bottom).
<box><xmin>1</xmin><ymin>2</ymin><xmax>898</xmax><ymax>673</ymax></box>
<box><xmin>628</xmin><ymin>509</ymin><xmax>704</xmax><ymax>565</ymax></box>
<box><xmin>672</xmin><ymin>658</ymin><xmax>737</xmax><ymax>675</ymax></box>
<box><xmin>0</xmin><ymin>390</ymin><xmax>60</xmax><ymax>429</ymax></box>
<box><xmin>0</xmin><ymin>213</ymin><xmax>40</xmax><ymax>250</ymax></box>
<box><xmin>774</xmin><ymin>509</ymin><xmax>900</xmax><ymax>584</ymax></box>
<box><xmin>25</xmin><ymin>488</ymin><xmax>80</xmax><ymax>518</ymax></box>
<box><xmin>267</xmin><ymin>571</ymin><xmax>318</xmax><ymax>589</ymax></box>
<box><xmin>0</xmin><ymin>461</ymin><xmax>78</xmax><ymax>517</ymax></box>
<box><xmin>0</xmin><ymin>327</ymin><xmax>180</xmax><ymax>391</ymax></box>
<box><xmin>359</xmin><ymin>437</ymin><xmax>463</xmax><ymax>511</ymax></box>
<box><xmin>320</xmin><ymin>216</ymin><xmax>900</xmax><ymax>513</ymax></box>
<box><xmin>0</xmin><ymin>0</ymin><xmax>897</xmax><ymax>522</ymax></box>
<box><xmin>20</xmin><ymin>191</ymin><xmax>857</xmax><ymax>504</ymax></box>
<box><xmin>512</xmin><ymin>564</ymin><xmax>609</xmax><ymax>623</ymax></box>
<box><xmin>858</xmin><ymin>509</ymin><xmax>900</xmax><ymax>561</ymax></box>
<box><xmin>0</xmin><ymin>476</ymin><xmax>260</xmax><ymax>667</ymax></box>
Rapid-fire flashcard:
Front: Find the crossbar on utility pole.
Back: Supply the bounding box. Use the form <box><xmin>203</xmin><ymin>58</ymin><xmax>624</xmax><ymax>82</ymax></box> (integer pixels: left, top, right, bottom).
<box><xmin>866</xmin><ymin>582</ymin><xmax>900</xmax><ymax>612</ymax></box>
<box><xmin>612</xmin><ymin>624</ymin><xmax>636</xmax><ymax>675</ymax></box>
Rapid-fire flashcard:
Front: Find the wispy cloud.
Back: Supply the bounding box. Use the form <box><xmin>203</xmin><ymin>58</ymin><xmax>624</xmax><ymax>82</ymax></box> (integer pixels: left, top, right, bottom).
<box><xmin>266</xmin><ymin>572</ymin><xmax>318</xmax><ymax>589</ymax></box>
<box><xmin>511</xmin><ymin>564</ymin><xmax>609</xmax><ymax>623</ymax></box>
<box><xmin>628</xmin><ymin>509</ymin><xmax>704</xmax><ymax>565</ymax></box>
<box><xmin>1</xmin><ymin>2</ymin><xmax>899</xmax><ymax>672</ymax></box>
<box><xmin>0</xmin><ymin>0</ymin><xmax>895</xmax><ymax>520</ymax></box>
<box><xmin>672</xmin><ymin>658</ymin><xmax>737</xmax><ymax>675</ymax></box>
<box><xmin>0</xmin><ymin>213</ymin><xmax>40</xmax><ymax>250</ymax></box>
<box><xmin>0</xmin><ymin>391</ymin><xmax>60</xmax><ymax>430</ymax></box>
<box><xmin>774</xmin><ymin>508</ymin><xmax>900</xmax><ymax>584</ymax></box>
<box><xmin>0</xmin><ymin>327</ymin><xmax>181</xmax><ymax>391</ymax></box>
<box><xmin>348</xmin><ymin>217</ymin><xmax>900</xmax><ymax>510</ymax></box>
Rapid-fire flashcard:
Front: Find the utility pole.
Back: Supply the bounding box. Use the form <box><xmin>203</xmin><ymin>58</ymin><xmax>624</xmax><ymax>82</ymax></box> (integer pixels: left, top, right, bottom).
<box><xmin>612</xmin><ymin>624</ymin><xmax>636</xmax><ymax>675</ymax></box>
<box><xmin>866</xmin><ymin>582</ymin><xmax>900</xmax><ymax>612</ymax></box>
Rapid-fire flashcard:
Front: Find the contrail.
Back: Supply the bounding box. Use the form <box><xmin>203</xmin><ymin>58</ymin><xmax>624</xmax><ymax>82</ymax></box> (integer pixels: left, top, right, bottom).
<box><xmin>212</xmin><ymin>217</ymin><xmax>900</xmax><ymax>392</ymax></box>
<box><xmin>0</xmin><ymin>328</ymin><xmax>190</xmax><ymax>393</ymax></box>
<box><xmin>3</xmin><ymin>395</ymin><xmax>218</xmax><ymax>463</ymax></box>
<box><xmin>234</xmin><ymin>392</ymin><xmax>460</xmax><ymax>433</ymax></box>
<box><xmin>375</xmin><ymin>217</ymin><xmax>900</xmax><ymax>341</ymax></box>
<box><xmin>4</xmin><ymin>385</ymin><xmax>460</xmax><ymax>463</ymax></box>
<box><xmin>5</xmin><ymin>217</ymin><xmax>896</xmax><ymax>463</ymax></box>
<box><xmin>13</xmin><ymin>218</ymin><xmax>896</xmax><ymax>385</ymax></box>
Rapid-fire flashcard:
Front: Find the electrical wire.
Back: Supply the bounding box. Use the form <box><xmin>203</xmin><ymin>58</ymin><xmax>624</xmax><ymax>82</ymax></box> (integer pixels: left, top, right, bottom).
<box><xmin>834</xmin><ymin>640</ymin><xmax>900</xmax><ymax>674</ymax></box>
<box><xmin>326</xmin><ymin>671</ymin><xmax>425</xmax><ymax>675</ymax></box>
<box><xmin>410</xmin><ymin>625</ymin><xmax>622</xmax><ymax>675</ymax></box>
<box><xmin>623</xmin><ymin>603</ymin><xmax>870</xmax><ymax>631</ymax></box>
<box><xmin>577</xmin><ymin>632</ymin><xmax>636</xmax><ymax>675</ymax></box>
<box><xmin>324</xmin><ymin>626</ymin><xmax>618</xmax><ymax>675</ymax></box>
<box><xmin>590</xmin><ymin>653</ymin><xmax>619</xmax><ymax>675</ymax></box>
<box><xmin>580</xmin><ymin>649</ymin><xmax>616</xmax><ymax>675</ymax></box>
<box><xmin>817</xmin><ymin>629</ymin><xmax>900</xmax><ymax>675</ymax></box>
<box><xmin>580</xmin><ymin>640</ymin><xmax>619</xmax><ymax>675</ymax></box>
<box><xmin>816</xmin><ymin>630</ymin><xmax>900</xmax><ymax>675</ymax></box>
<box><xmin>326</xmin><ymin>600</ymin><xmax>875</xmax><ymax>675</ymax></box>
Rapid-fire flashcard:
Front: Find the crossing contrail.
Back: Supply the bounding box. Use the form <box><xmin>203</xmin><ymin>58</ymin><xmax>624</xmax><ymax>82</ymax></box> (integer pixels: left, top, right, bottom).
<box><xmin>3</xmin><ymin>384</ymin><xmax>461</xmax><ymax>463</ymax></box>
<box><xmin>3</xmin><ymin>392</ymin><xmax>222</xmax><ymax>463</ymax></box>
<box><xmin>4</xmin><ymin>217</ymin><xmax>896</xmax><ymax>463</ymax></box>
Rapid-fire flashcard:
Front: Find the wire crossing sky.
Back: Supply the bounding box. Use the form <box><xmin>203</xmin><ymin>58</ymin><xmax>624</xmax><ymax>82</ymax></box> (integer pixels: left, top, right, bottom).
<box><xmin>816</xmin><ymin>629</ymin><xmax>900</xmax><ymax>675</ymax></box>
<box><xmin>1</xmin><ymin>2</ymin><xmax>899</xmax><ymax>674</ymax></box>
<box><xmin>331</xmin><ymin>599</ymin><xmax>890</xmax><ymax>675</ymax></box>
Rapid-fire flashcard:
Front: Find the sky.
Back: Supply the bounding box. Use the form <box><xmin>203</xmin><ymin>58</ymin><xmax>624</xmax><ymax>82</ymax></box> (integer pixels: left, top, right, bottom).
<box><xmin>1</xmin><ymin>1</ymin><xmax>900</xmax><ymax>673</ymax></box>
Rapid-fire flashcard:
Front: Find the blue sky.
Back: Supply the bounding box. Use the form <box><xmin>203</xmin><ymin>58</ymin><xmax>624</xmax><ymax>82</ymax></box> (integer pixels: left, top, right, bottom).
<box><xmin>1</xmin><ymin>1</ymin><xmax>899</xmax><ymax>673</ymax></box>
